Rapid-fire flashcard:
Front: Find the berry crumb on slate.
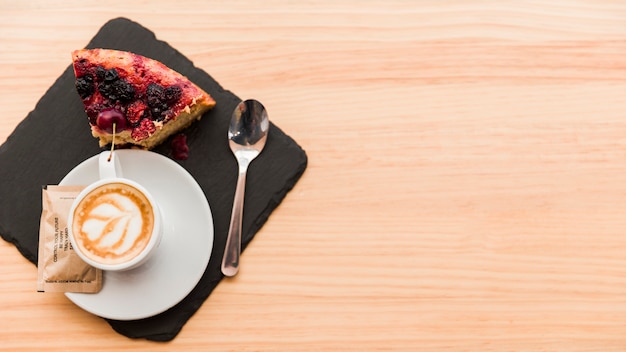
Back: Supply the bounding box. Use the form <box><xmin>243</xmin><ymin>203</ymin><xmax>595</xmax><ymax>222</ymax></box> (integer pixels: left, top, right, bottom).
<box><xmin>171</xmin><ymin>134</ymin><xmax>189</xmax><ymax>160</ymax></box>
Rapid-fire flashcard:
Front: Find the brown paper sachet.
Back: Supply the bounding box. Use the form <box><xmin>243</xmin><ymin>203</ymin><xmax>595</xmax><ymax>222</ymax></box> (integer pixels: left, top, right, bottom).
<box><xmin>37</xmin><ymin>185</ymin><xmax>103</xmax><ymax>293</ymax></box>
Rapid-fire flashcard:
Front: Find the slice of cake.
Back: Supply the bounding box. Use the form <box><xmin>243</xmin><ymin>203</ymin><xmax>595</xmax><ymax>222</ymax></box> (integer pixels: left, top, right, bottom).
<box><xmin>71</xmin><ymin>48</ymin><xmax>216</xmax><ymax>149</ymax></box>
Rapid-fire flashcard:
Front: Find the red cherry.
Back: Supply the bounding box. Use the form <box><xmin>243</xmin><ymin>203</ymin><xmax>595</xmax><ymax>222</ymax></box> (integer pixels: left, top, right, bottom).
<box><xmin>96</xmin><ymin>108</ymin><xmax>127</xmax><ymax>133</ymax></box>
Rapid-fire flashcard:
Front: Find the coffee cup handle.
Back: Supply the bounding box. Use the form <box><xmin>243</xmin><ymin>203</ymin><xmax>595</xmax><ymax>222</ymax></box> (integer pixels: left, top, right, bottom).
<box><xmin>99</xmin><ymin>151</ymin><xmax>123</xmax><ymax>179</ymax></box>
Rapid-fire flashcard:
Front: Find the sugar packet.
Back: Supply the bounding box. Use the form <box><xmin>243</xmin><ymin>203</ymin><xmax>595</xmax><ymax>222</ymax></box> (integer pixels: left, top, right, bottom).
<box><xmin>37</xmin><ymin>185</ymin><xmax>102</xmax><ymax>293</ymax></box>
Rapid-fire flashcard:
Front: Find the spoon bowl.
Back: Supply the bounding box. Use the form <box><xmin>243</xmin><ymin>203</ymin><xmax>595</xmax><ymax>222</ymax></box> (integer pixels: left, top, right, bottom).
<box><xmin>221</xmin><ymin>99</ymin><xmax>269</xmax><ymax>277</ymax></box>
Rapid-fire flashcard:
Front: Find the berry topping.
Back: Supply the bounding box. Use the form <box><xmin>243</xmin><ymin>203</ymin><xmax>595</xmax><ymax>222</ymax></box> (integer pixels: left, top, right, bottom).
<box><xmin>165</xmin><ymin>85</ymin><xmax>182</xmax><ymax>103</ymax></box>
<box><xmin>104</xmin><ymin>68</ymin><xmax>119</xmax><ymax>82</ymax></box>
<box><xmin>171</xmin><ymin>134</ymin><xmax>189</xmax><ymax>160</ymax></box>
<box><xmin>146</xmin><ymin>83</ymin><xmax>164</xmax><ymax>103</ymax></box>
<box><xmin>98</xmin><ymin>79</ymin><xmax>135</xmax><ymax>102</ymax></box>
<box><xmin>92</xmin><ymin>67</ymin><xmax>135</xmax><ymax>102</ymax></box>
<box><xmin>95</xmin><ymin>66</ymin><xmax>106</xmax><ymax>81</ymax></box>
<box><xmin>73</xmin><ymin>58</ymin><xmax>89</xmax><ymax>77</ymax></box>
<box><xmin>146</xmin><ymin>83</ymin><xmax>168</xmax><ymax>120</ymax></box>
<box><xmin>96</xmin><ymin>108</ymin><xmax>127</xmax><ymax>133</ymax></box>
<box><xmin>126</xmin><ymin>100</ymin><xmax>148</xmax><ymax>126</ymax></box>
<box><xmin>131</xmin><ymin>118</ymin><xmax>157</xmax><ymax>141</ymax></box>
<box><xmin>75</xmin><ymin>75</ymin><xmax>95</xmax><ymax>99</ymax></box>
<box><xmin>146</xmin><ymin>83</ymin><xmax>181</xmax><ymax>121</ymax></box>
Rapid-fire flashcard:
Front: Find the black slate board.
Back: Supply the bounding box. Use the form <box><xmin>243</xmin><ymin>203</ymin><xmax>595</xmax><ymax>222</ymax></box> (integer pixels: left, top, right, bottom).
<box><xmin>0</xmin><ymin>18</ymin><xmax>307</xmax><ymax>341</ymax></box>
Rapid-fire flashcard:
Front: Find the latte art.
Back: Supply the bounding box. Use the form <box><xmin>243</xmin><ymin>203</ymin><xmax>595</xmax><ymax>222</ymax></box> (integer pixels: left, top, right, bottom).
<box><xmin>72</xmin><ymin>183</ymin><xmax>154</xmax><ymax>265</ymax></box>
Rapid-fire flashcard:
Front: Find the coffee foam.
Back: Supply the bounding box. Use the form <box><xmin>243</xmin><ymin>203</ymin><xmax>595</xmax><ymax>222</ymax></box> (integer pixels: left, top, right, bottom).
<box><xmin>72</xmin><ymin>182</ymin><xmax>154</xmax><ymax>265</ymax></box>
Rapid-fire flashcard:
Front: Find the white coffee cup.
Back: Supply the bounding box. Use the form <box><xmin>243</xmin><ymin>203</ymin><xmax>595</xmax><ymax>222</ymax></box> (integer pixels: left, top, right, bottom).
<box><xmin>68</xmin><ymin>151</ymin><xmax>163</xmax><ymax>271</ymax></box>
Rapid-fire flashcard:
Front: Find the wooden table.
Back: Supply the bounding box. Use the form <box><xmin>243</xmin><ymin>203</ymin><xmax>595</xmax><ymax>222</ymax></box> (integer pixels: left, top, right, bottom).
<box><xmin>2</xmin><ymin>1</ymin><xmax>626</xmax><ymax>350</ymax></box>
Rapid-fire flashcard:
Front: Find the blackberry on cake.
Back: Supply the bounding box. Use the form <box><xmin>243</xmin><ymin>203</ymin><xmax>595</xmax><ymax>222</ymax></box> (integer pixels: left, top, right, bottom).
<box><xmin>72</xmin><ymin>49</ymin><xmax>216</xmax><ymax>149</ymax></box>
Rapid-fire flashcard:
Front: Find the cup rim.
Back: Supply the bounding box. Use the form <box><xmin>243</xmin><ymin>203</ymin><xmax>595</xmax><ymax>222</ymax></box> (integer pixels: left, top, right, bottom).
<box><xmin>68</xmin><ymin>177</ymin><xmax>163</xmax><ymax>271</ymax></box>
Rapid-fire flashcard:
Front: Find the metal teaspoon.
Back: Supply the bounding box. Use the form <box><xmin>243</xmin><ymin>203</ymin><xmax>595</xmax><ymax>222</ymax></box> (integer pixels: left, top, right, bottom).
<box><xmin>221</xmin><ymin>99</ymin><xmax>269</xmax><ymax>277</ymax></box>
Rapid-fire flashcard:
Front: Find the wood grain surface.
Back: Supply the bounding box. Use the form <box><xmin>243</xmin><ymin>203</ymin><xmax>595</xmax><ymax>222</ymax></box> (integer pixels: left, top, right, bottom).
<box><xmin>1</xmin><ymin>0</ymin><xmax>626</xmax><ymax>350</ymax></box>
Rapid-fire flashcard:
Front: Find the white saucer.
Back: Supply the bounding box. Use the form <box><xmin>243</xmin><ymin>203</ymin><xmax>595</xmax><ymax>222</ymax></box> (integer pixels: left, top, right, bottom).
<box><xmin>61</xmin><ymin>150</ymin><xmax>213</xmax><ymax>321</ymax></box>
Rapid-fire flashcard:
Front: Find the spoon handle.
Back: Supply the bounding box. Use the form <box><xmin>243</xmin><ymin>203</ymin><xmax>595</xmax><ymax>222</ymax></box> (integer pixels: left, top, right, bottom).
<box><xmin>221</xmin><ymin>168</ymin><xmax>247</xmax><ymax>277</ymax></box>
